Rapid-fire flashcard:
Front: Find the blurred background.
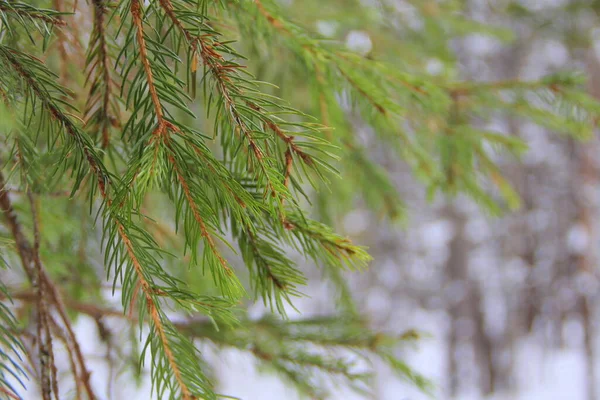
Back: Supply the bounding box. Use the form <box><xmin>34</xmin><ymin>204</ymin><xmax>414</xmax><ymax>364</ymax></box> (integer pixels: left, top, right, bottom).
<box><xmin>221</xmin><ymin>0</ymin><xmax>600</xmax><ymax>398</ymax></box>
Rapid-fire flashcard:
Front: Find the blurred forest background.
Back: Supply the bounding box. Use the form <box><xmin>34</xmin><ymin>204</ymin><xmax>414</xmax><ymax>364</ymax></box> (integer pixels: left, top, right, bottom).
<box><xmin>4</xmin><ymin>0</ymin><xmax>600</xmax><ymax>399</ymax></box>
<box><xmin>226</xmin><ymin>0</ymin><xmax>600</xmax><ymax>399</ymax></box>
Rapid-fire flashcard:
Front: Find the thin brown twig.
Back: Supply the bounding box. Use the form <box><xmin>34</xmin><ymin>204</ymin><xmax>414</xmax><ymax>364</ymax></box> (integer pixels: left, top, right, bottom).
<box><xmin>43</xmin><ymin>275</ymin><xmax>97</xmax><ymax>400</ymax></box>
<box><xmin>283</xmin><ymin>150</ymin><xmax>293</xmax><ymax>188</ymax></box>
<box><xmin>26</xmin><ymin>186</ymin><xmax>53</xmax><ymax>400</ymax></box>
<box><xmin>15</xmin><ymin>142</ymin><xmax>53</xmax><ymax>400</ymax></box>
<box><xmin>49</xmin><ymin>318</ymin><xmax>82</xmax><ymax>400</ymax></box>
<box><xmin>0</xmin><ymin>386</ymin><xmax>20</xmax><ymax>400</ymax></box>
<box><xmin>29</xmin><ymin>192</ymin><xmax>93</xmax><ymax>399</ymax></box>
<box><xmin>44</xmin><ymin>314</ymin><xmax>59</xmax><ymax>400</ymax></box>
<box><xmin>26</xmin><ymin>181</ymin><xmax>91</xmax><ymax>399</ymax></box>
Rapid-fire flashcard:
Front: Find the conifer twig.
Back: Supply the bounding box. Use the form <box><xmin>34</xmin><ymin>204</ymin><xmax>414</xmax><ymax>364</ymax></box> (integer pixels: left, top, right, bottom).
<box><xmin>158</xmin><ymin>0</ymin><xmax>294</xmax><ymax>194</ymax></box>
<box><xmin>169</xmin><ymin>153</ymin><xmax>234</xmax><ymax>277</ymax></box>
<box><xmin>86</xmin><ymin>0</ymin><xmax>117</xmax><ymax>148</ymax></box>
<box><xmin>130</xmin><ymin>0</ymin><xmax>166</xmax><ymax>133</ymax></box>
<box><xmin>251</xmin><ymin>0</ymin><xmax>388</xmax><ymax>115</ymax></box>
<box><xmin>0</xmin><ymin>1</ymin><xmax>66</xmax><ymax>26</ymax></box>
<box><xmin>117</xmin><ymin>223</ymin><xmax>193</xmax><ymax>400</ymax></box>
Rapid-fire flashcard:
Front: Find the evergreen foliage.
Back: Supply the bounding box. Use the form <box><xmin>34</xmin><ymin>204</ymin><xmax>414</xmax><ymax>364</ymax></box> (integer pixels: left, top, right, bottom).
<box><xmin>0</xmin><ymin>0</ymin><xmax>597</xmax><ymax>399</ymax></box>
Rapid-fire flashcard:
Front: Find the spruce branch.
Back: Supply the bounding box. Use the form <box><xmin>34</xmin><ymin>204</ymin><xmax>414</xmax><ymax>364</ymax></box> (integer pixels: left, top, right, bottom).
<box><xmin>0</xmin><ymin>1</ymin><xmax>66</xmax><ymax>28</ymax></box>
<box><xmin>0</xmin><ymin>46</ymin><xmax>110</xmax><ymax>192</ymax></box>
<box><xmin>248</xmin><ymin>0</ymin><xmax>395</xmax><ymax>116</ymax></box>
<box><xmin>237</xmin><ymin>226</ymin><xmax>306</xmax><ymax>314</ymax></box>
<box><xmin>0</xmin><ymin>276</ymin><xmax>26</xmax><ymax>399</ymax></box>
<box><xmin>157</xmin><ymin>0</ymin><xmax>332</xmax><ymax>196</ymax></box>
<box><xmin>117</xmin><ymin>224</ymin><xmax>192</xmax><ymax>400</ymax></box>
<box><xmin>284</xmin><ymin>212</ymin><xmax>371</xmax><ymax>271</ymax></box>
<box><xmin>0</xmin><ymin>0</ymin><xmax>469</xmax><ymax>397</ymax></box>
<box><xmin>167</xmin><ymin>148</ymin><xmax>245</xmax><ymax>299</ymax></box>
<box><xmin>85</xmin><ymin>0</ymin><xmax>120</xmax><ymax>148</ymax></box>
<box><xmin>130</xmin><ymin>0</ymin><xmax>166</xmax><ymax>127</ymax></box>
<box><xmin>1</xmin><ymin>43</ymin><xmax>222</xmax><ymax>400</ymax></box>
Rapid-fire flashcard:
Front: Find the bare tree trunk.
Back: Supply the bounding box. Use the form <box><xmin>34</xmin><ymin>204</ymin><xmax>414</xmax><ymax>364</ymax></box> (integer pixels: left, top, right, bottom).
<box><xmin>574</xmin><ymin>47</ymin><xmax>600</xmax><ymax>400</ymax></box>
<box><xmin>471</xmin><ymin>285</ymin><xmax>495</xmax><ymax>394</ymax></box>
<box><xmin>445</xmin><ymin>204</ymin><xmax>469</xmax><ymax>397</ymax></box>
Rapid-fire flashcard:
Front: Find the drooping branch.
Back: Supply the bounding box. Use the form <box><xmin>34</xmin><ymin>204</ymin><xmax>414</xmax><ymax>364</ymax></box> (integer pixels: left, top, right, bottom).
<box><xmin>1</xmin><ymin>44</ymin><xmax>206</xmax><ymax>400</ymax></box>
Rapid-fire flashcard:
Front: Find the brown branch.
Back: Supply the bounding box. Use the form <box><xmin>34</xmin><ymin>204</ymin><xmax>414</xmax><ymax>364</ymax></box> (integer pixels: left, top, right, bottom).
<box><xmin>43</xmin><ymin>275</ymin><xmax>97</xmax><ymax>400</ymax></box>
<box><xmin>26</xmin><ymin>186</ymin><xmax>53</xmax><ymax>400</ymax></box>
<box><xmin>283</xmin><ymin>150</ymin><xmax>293</xmax><ymax>188</ymax></box>
<box><xmin>27</xmin><ymin>186</ymin><xmax>93</xmax><ymax>400</ymax></box>
<box><xmin>45</xmin><ymin>315</ymin><xmax>59</xmax><ymax>400</ymax></box>
<box><xmin>0</xmin><ymin>171</ymin><xmax>35</xmax><ymax>281</ymax></box>
<box><xmin>49</xmin><ymin>319</ymin><xmax>81</xmax><ymax>400</ymax></box>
